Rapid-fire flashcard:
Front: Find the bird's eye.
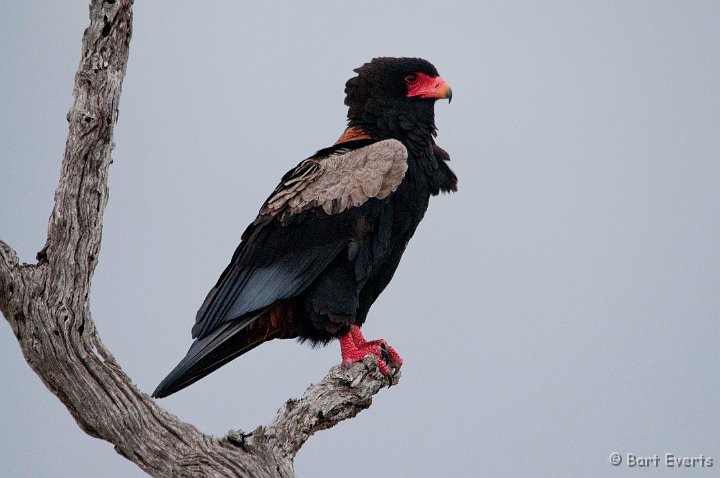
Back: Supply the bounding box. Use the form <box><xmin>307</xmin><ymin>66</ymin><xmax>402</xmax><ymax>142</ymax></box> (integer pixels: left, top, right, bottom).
<box><xmin>404</xmin><ymin>73</ymin><xmax>417</xmax><ymax>84</ymax></box>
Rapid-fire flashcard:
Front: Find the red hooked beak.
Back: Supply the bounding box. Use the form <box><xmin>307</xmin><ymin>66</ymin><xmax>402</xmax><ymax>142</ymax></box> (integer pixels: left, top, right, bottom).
<box><xmin>406</xmin><ymin>72</ymin><xmax>453</xmax><ymax>103</ymax></box>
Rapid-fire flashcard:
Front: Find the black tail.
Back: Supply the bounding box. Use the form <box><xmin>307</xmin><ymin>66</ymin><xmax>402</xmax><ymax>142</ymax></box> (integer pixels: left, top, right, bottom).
<box><xmin>152</xmin><ymin>313</ymin><xmax>266</xmax><ymax>398</ymax></box>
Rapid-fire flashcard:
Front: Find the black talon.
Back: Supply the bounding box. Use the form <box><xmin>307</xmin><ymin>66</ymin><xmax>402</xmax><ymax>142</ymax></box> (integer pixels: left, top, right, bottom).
<box><xmin>387</xmin><ymin>369</ymin><xmax>396</xmax><ymax>387</ymax></box>
<box><xmin>380</xmin><ymin>343</ymin><xmax>390</xmax><ymax>364</ymax></box>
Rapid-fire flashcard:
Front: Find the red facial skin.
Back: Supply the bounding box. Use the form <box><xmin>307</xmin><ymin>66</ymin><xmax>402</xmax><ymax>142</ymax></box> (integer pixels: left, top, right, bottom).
<box><xmin>405</xmin><ymin>72</ymin><xmax>453</xmax><ymax>101</ymax></box>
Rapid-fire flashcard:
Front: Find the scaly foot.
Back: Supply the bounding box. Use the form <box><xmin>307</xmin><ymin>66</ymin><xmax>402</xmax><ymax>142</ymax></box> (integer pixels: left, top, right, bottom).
<box><xmin>338</xmin><ymin>325</ymin><xmax>403</xmax><ymax>375</ymax></box>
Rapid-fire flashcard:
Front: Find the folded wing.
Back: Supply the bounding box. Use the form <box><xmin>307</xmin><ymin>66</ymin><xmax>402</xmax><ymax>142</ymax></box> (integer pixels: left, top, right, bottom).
<box><xmin>191</xmin><ymin>139</ymin><xmax>407</xmax><ymax>339</ymax></box>
<box><xmin>153</xmin><ymin>139</ymin><xmax>408</xmax><ymax>397</ymax></box>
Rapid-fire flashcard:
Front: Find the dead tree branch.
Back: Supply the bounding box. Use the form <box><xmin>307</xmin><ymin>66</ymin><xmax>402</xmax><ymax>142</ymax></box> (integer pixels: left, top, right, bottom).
<box><xmin>0</xmin><ymin>1</ymin><xmax>399</xmax><ymax>477</ymax></box>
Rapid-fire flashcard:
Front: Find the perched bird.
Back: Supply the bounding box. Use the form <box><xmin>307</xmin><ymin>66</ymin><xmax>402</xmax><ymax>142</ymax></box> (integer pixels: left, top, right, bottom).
<box><xmin>153</xmin><ymin>57</ymin><xmax>456</xmax><ymax>398</ymax></box>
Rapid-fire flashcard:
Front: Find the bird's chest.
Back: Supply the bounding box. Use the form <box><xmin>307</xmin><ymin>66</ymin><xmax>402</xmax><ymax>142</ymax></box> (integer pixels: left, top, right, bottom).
<box><xmin>391</xmin><ymin>160</ymin><xmax>432</xmax><ymax>231</ymax></box>
<box><xmin>348</xmin><ymin>155</ymin><xmax>434</xmax><ymax>281</ymax></box>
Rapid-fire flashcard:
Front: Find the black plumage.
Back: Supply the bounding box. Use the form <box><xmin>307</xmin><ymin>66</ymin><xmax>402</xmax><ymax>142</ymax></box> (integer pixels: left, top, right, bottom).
<box><xmin>153</xmin><ymin>57</ymin><xmax>456</xmax><ymax>398</ymax></box>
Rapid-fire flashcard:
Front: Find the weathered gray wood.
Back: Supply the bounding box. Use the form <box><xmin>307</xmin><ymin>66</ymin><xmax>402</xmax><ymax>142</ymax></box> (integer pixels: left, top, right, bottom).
<box><xmin>0</xmin><ymin>1</ymin><xmax>400</xmax><ymax>476</ymax></box>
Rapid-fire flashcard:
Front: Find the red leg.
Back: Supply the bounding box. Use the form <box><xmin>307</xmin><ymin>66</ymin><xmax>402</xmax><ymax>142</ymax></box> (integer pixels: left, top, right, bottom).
<box><xmin>338</xmin><ymin>325</ymin><xmax>403</xmax><ymax>375</ymax></box>
<box><xmin>349</xmin><ymin>324</ymin><xmax>368</xmax><ymax>346</ymax></box>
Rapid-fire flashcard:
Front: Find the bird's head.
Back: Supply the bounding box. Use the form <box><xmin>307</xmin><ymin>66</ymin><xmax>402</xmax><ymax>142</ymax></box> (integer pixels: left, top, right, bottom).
<box><xmin>344</xmin><ymin>57</ymin><xmax>451</xmax><ymax>141</ymax></box>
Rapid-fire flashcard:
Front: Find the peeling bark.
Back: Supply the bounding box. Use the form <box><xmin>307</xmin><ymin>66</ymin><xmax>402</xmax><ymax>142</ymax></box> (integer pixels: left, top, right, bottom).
<box><xmin>0</xmin><ymin>1</ymin><xmax>400</xmax><ymax>477</ymax></box>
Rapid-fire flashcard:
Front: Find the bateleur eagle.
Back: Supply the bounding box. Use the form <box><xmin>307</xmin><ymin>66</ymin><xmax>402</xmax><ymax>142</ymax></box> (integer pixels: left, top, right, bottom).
<box><xmin>153</xmin><ymin>57</ymin><xmax>456</xmax><ymax>398</ymax></box>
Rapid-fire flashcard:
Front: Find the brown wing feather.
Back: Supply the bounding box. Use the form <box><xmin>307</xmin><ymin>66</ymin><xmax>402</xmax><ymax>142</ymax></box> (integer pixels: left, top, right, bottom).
<box><xmin>258</xmin><ymin>139</ymin><xmax>408</xmax><ymax>223</ymax></box>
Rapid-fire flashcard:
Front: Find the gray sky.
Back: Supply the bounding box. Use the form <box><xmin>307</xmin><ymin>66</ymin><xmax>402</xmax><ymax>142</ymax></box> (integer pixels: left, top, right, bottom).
<box><xmin>2</xmin><ymin>1</ymin><xmax>719</xmax><ymax>477</ymax></box>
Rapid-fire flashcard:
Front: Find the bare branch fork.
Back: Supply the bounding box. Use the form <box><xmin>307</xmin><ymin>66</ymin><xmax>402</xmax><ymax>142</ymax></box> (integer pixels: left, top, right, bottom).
<box><xmin>0</xmin><ymin>2</ymin><xmax>399</xmax><ymax>476</ymax></box>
